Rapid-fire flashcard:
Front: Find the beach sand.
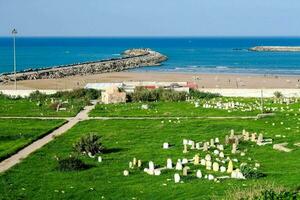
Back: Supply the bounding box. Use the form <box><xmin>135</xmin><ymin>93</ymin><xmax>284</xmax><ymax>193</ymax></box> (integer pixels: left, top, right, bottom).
<box><xmin>0</xmin><ymin>72</ymin><xmax>300</xmax><ymax>90</ymax></box>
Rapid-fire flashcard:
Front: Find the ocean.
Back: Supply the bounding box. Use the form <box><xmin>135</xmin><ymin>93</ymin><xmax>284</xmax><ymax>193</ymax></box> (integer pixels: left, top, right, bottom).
<box><xmin>1</xmin><ymin>37</ymin><xmax>300</xmax><ymax>75</ymax></box>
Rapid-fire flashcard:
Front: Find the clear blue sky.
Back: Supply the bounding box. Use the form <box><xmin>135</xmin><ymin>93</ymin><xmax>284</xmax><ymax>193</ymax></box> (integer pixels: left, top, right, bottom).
<box><xmin>1</xmin><ymin>0</ymin><xmax>300</xmax><ymax>37</ymax></box>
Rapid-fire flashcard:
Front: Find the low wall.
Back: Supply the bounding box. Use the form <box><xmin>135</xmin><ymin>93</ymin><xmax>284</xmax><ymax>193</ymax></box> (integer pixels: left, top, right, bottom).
<box><xmin>2</xmin><ymin>89</ymin><xmax>300</xmax><ymax>98</ymax></box>
<box><xmin>200</xmin><ymin>89</ymin><xmax>300</xmax><ymax>98</ymax></box>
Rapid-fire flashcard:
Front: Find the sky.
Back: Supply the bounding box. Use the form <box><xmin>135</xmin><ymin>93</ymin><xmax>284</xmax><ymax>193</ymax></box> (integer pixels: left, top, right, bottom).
<box><xmin>1</xmin><ymin>0</ymin><xmax>300</xmax><ymax>37</ymax></box>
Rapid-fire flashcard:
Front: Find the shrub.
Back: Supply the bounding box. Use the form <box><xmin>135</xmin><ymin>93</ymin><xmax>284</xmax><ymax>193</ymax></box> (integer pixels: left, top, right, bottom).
<box><xmin>189</xmin><ymin>89</ymin><xmax>221</xmax><ymax>99</ymax></box>
<box><xmin>131</xmin><ymin>87</ymin><xmax>187</xmax><ymax>102</ymax></box>
<box><xmin>274</xmin><ymin>91</ymin><xmax>283</xmax><ymax>98</ymax></box>
<box><xmin>256</xmin><ymin>189</ymin><xmax>299</xmax><ymax>200</ymax></box>
<box><xmin>224</xmin><ymin>182</ymin><xmax>299</xmax><ymax>200</ymax></box>
<box><xmin>240</xmin><ymin>165</ymin><xmax>265</xmax><ymax>179</ymax></box>
<box><xmin>52</xmin><ymin>89</ymin><xmax>101</xmax><ymax>100</ymax></box>
<box><xmin>28</xmin><ymin>91</ymin><xmax>48</xmax><ymax>101</ymax></box>
<box><xmin>57</xmin><ymin>157</ymin><xmax>89</xmax><ymax>171</ymax></box>
<box><xmin>73</xmin><ymin>133</ymin><xmax>104</xmax><ymax>155</ymax></box>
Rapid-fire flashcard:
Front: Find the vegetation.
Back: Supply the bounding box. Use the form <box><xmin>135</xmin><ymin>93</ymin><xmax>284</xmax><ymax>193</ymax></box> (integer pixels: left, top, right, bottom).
<box><xmin>240</xmin><ymin>165</ymin><xmax>265</xmax><ymax>179</ymax></box>
<box><xmin>1</xmin><ymin>109</ymin><xmax>300</xmax><ymax>199</ymax></box>
<box><xmin>57</xmin><ymin>157</ymin><xmax>90</xmax><ymax>171</ymax></box>
<box><xmin>274</xmin><ymin>91</ymin><xmax>284</xmax><ymax>99</ymax></box>
<box><xmin>73</xmin><ymin>133</ymin><xmax>104</xmax><ymax>155</ymax></box>
<box><xmin>128</xmin><ymin>87</ymin><xmax>187</xmax><ymax>102</ymax></box>
<box><xmin>0</xmin><ymin>89</ymin><xmax>100</xmax><ymax>117</ymax></box>
<box><xmin>189</xmin><ymin>89</ymin><xmax>221</xmax><ymax>99</ymax></box>
<box><xmin>0</xmin><ymin>119</ymin><xmax>65</xmax><ymax>161</ymax></box>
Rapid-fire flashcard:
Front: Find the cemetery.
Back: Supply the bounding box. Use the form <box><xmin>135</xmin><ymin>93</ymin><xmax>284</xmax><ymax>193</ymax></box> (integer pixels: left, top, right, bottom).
<box><xmin>0</xmin><ymin>89</ymin><xmax>299</xmax><ymax>199</ymax></box>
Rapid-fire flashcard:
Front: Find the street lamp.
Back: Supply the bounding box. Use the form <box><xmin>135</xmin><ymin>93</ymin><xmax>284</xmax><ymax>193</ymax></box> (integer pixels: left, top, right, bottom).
<box><xmin>12</xmin><ymin>28</ymin><xmax>17</xmax><ymax>90</ymax></box>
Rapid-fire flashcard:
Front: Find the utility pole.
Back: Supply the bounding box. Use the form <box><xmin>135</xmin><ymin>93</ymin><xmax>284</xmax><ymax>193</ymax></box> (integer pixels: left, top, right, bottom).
<box><xmin>260</xmin><ymin>89</ymin><xmax>264</xmax><ymax>113</ymax></box>
<box><xmin>12</xmin><ymin>29</ymin><xmax>18</xmax><ymax>90</ymax></box>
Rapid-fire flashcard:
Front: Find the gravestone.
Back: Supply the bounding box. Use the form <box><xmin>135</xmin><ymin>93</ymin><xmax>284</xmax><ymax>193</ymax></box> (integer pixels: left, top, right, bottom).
<box><xmin>183</xmin><ymin>166</ymin><xmax>190</xmax><ymax>176</ymax></box>
<box><xmin>213</xmin><ymin>162</ymin><xmax>220</xmax><ymax>172</ymax></box>
<box><xmin>232</xmin><ymin>143</ymin><xmax>237</xmax><ymax>154</ymax></box>
<box><xmin>196</xmin><ymin>170</ymin><xmax>202</xmax><ymax>178</ymax></box>
<box><xmin>227</xmin><ymin>160</ymin><xmax>233</xmax><ymax>173</ymax></box>
<box><xmin>167</xmin><ymin>158</ymin><xmax>173</xmax><ymax>169</ymax></box>
<box><xmin>123</xmin><ymin>170</ymin><xmax>129</xmax><ymax>176</ymax></box>
<box><xmin>174</xmin><ymin>173</ymin><xmax>180</xmax><ymax>183</ymax></box>
<box><xmin>175</xmin><ymin>160</ymin><xmax>183</xmax><ymax>170</ymax></box>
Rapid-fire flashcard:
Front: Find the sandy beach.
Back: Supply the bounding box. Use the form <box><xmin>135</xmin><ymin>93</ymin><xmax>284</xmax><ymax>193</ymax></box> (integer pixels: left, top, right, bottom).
<box><xmin>0</xmin><ymin>71</ymin><xmax>300</xmax><ymax>90</ymax></box>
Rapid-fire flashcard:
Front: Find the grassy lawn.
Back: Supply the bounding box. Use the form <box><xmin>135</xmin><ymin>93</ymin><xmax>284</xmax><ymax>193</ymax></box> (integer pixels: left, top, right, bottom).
<box><xmin>1</xmin><ymin>114</ymin><xmax>299</xmax><ymax>199</ymax></box>
<box><xmin>89</xmin><ymin>101</ymin><xmax>261</xmax><ymax>117</ymax></box>
<box><xmin>0</xmin><ymin>98</ymin><xmax>85</xmax><ymax>117</ymax></box>
<box><xmin>0</xmin><ymin>119</ymin><xmax>65</xmax><ymax>161</ymax></box>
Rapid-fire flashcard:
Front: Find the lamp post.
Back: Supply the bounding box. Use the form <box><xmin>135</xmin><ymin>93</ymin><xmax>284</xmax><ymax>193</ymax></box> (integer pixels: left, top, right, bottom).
<box><xmin>12</xmin><ymin>29</ymin><xmax>17</xmax><ymax>90</ymax></box>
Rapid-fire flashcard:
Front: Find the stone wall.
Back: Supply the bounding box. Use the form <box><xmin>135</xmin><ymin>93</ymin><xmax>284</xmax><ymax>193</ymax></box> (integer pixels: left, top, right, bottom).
<box><xmin>0</xmin><ymin>49</ymin><xmax>167</xmax><ymax>83</ymax></box>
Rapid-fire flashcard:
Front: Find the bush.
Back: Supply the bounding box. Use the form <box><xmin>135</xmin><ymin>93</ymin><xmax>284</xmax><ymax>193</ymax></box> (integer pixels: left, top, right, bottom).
<box><xmin>189</xmin><ymin>89</ymin><xmax>221</xmax><ymax>99</ymax></box>
<box><xmin>241</xmin><ymin>165</ymin><xmax>265</xmax><ymax>179</ymax></box>
<box><xmin>73</xmin><ymin>133</ymin><xmax>104</xmax><ymax>155</ymax></box>
<box><xmin>52</xmin><ymin>89</ymin><xmax>101</xmax><ymax>100</ymax></box>
<box><xmin>131</xmin><ymin>87</ymin><xmax>187</xmax><ymax>102</ymax></box>
<box><xmin>57</xmin><ymin>157</ymin><xmax>89</xmax><ymax>171</ymax></box>
<box><xmin>255</xmin><ymin>189</ymin><xmax>299</xmax><ymax>200</ymax></box>
<box><xmin>274</xmin><ymin>91</ymin><xmax>283</xmax><ymax>98</ymax></box>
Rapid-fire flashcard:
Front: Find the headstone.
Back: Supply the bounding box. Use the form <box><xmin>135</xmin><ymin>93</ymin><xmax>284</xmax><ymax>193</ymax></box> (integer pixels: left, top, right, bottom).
<box><xmin>129</xmin><ymin>161</ymin><xmax>133</xmax><ymax>169</ymax></box>
<box><xmin>217</xmin><ymin>144</ymin><xmax>224</xmax><ymax>151</ymax></box>
<box><xmin>194</xmin><ymin>154</ymin><xmax>200</xmax><ymax>165</ymax></box>
<box><xmin>203</xmin><ymin>143</ymin><xmax>208</xmax><ymax>151</ymax></box>
<box><xmin>196</xmin><ymin>170</ymin><xmax>202</xmax><ymax>178</ymax></box>
<box><xmin>98</xmin><ymin>156</ymin><xmax>102</xmax><ymax>163</ymax></box>
<box><xmin>137</xmin><ymin>160</ymin><xmax>142</xmax><ymax>168</ymax></box>
<box><xmin>183</xmin><ymin>139</ymin><xmax>188</xmax><ymax>145</ymax></box>
<box><xmin>251</xmin><ymin>133</ymin><xmax>257</xmax><ymax>142</ymax></box>
<box><xmin>149</xmin><ymin>161</ymin><xmax>155</xmax><ymax>171</ymax></box>
<box><xmin>154</xmin><ymin>169</ymin><xmax>161</xmax><ymax>176</ymax></box>
<box><xmin>167</xmin><ymin>158</ymin><xmax>173</xmax><ymax>169</ymax></box>
<box><xmin>133</xmin><ymin>158</ymin><xmax>137</xmax><ymax>166</ymax></box>
<box><xmin>196</xmin><ymin>142</ymin><xmax>200</xmax><ymax>149</ymax></box>
<box><xmin>214</xmin><ymin>149</ymin><xmax>220</xmax><ymax>155</ymax></box>
<box><xmin>225</xmin><ymin>135</ymin><xmax>229</xmax><ymax>145</ymax></box>
<box><xmin>219</xmin><ymin>152</ymin><xmax>225</xmax><ymax>158</ymax></box>
<box><xmin>200</xmin><ymin>159</ymin><xmax>206</xmax><ymax>166</ymax></box>
<box><xmin>220</xmin><ymin>166</ymin><xmax>226</xmax><ymax>172</ymax></box>
<box><xmin>215</xmin><ymin>137</ymin><xmax>220</xmax><ymax>143</ymax></box>
<box><xmin>182</xmin><ymin>158</ymin><xmax>188</xmax><ymax>164</ymax></box>
<box><xmin>234</xmin><ymin>137</ymin><xmax>239</xmax><ymax>146</ymax></box>
<box><xmin>191</xmin><ymin>141</ymin><xmax>195</xmax><ymax>149</ymax></box>
<box><xmin>183</xmin><ymin>166</ymin><xmax>190</xmax><ymax>176</ymax></box>
<box><xmin>257</xmin><ymin>134</ymin><xmax>263</xmax><ymax>145</ymax></box>
<box><xmin>123</xmin><ymin>170</ymin><xmax>129</xmax><ymax>176</ymax></box>
<box><xmin>213</xmin><ymin>162</ymin><xmax>220</xmax><ymax>172</ymax></box>
<box><xmin>163</xmin><ymin>143</ymin><xmax>169</xmax><ymax>149</ymax></box>
<box><xmin>210</xmin><ymin>139</ymin><xmax>215</xmax><ymax>147</ymax></box>
<box><xmin>175</xmin><ymin>160</ymin><xmax>183</xmax><ymax>170</ymax></box>
<box><xmin>231</xmin><ymin>143</ymin><xmax>237</xmax><ymax>154</ymax></box>
<box><xmin>206</xmin><ymin>160</ymin><xmax>212</xmax><ymax>170</ymax></box>
<box><xmin>230</xmin><ymin>129</ymin><xmax>235</xmax><ymax>138</ymax></box>
<box><xmin>243</xmin><ymin>131</ymin><xmax>250</xmax><ymax>141</ymax></box>
<box><xmin>183</xmin><ymin>144</ymin><xmax>188</xmax><ymax>153</ymax></box>
<box><xmin>205</xmin><ymin>154</ymin><xmax>211</xmax><ymax>161</ymax></box>
<box><xmin>208</xmin><ymin>174</ymin><xmax>214</xmax><ymax>180</ymax></box>
<box><xmin>174</xmin><ymin>173</ymin><xmax>180</xmax><ymax>183</ymax></box>
<box><xmin>227</xmin><ymin>160</ymin><xmax>233</xmax><ymax>173</ymax></box>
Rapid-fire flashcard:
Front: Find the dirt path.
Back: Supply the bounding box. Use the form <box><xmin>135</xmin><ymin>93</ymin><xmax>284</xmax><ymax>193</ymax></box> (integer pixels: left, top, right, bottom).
<box><xmin>0</xmin><ymin>104</ymin><xmax>96</xmax><ymax>173</ymax></box>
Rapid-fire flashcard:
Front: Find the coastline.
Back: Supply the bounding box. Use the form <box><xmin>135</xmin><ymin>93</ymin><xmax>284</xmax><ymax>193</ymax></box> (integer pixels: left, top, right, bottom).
<box><xmin>1</xmin><ymin>71</ymin><xmax>300</xmax><ymax>90</ymax></box>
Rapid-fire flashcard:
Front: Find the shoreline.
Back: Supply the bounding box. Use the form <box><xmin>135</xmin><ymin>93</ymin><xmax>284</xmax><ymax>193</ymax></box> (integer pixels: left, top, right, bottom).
<box><xmin>1</xmin><ymin>71</ymin><xmax>300</xmax><ymax>90</ymax></box>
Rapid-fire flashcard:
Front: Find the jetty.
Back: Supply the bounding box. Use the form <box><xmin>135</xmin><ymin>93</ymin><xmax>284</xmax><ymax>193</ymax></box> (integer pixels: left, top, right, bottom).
<box><xmin>0</xmin><ymin>49</ymin><xmax>167</xmax><ymax>83</ymax></box>
<box><xmin>249</xmin><ymin>46</ymin><xmax>300</xmax><ymax>52</ymax></box>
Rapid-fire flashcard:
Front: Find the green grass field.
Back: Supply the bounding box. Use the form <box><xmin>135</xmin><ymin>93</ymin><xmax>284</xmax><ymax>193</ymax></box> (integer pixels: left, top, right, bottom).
<box><xmin>89</xmin><ymin>101</ymin><xmax>261</xmax><ymax>117</ymax></box>
<box><xmin>0</xmin><ymin>119</ymin><xmax>65</xmax><ymax>161</ymax></box>
<box><xmin>1</xmin><ymin>112</ymin><xmax>299</xmax><ymax>199</ymax></box>
<box><xmin>0</xmin><ymin>98</ymin><xmax>85</xmax><ymax>117</ymax></box>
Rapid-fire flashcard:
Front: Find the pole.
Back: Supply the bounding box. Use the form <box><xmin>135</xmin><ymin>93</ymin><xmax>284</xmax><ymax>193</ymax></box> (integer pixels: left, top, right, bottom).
<box><xmin>12</xmin><ymin>29</ymin><xmax>17</xmax><ymax>90</ymax></box>
<box><xmin>260</xmin><ymin>89</ymin><xmax>264</xmax><ymax>113</ymax></box>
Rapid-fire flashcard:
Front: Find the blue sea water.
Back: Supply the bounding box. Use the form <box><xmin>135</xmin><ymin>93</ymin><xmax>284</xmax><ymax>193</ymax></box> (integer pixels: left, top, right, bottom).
<box><xmin>1</xmin><ymin>37</ymin><xmax>300</xmax><ymax>75</ymax></box>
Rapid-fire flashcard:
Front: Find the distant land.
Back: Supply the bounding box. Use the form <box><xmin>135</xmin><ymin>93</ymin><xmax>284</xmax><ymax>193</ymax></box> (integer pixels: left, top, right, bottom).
<box><xmin>249</xmin><ymin>46</ymin><xmax>300</xmax><ymax>52</ymax></box>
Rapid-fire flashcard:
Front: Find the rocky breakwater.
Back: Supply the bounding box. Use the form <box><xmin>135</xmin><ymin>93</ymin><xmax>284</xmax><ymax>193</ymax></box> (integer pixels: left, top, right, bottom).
<box><xmin>249</xmin><ymin>46</ymin><xmax>300</xmax><ymax>52</ymax></box>
<box><xmin>0</xmin><ymin>49</ymin><xmax>167</xmax><ymax>83</ymax></box>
